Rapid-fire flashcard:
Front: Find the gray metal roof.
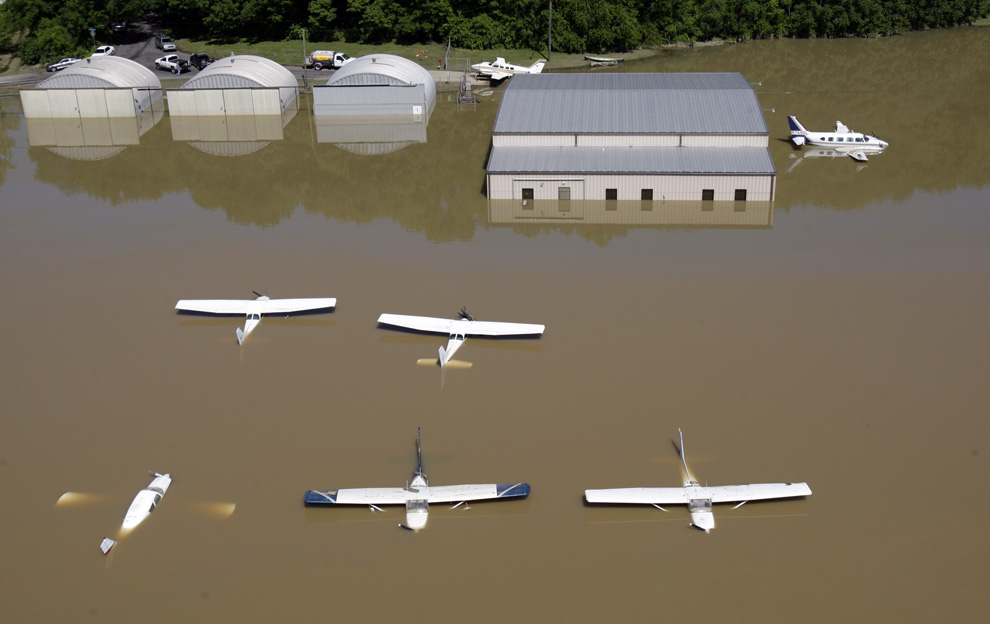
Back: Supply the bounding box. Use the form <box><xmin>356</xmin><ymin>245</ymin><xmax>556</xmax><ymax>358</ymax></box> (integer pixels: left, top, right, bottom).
<box><xmin>182</xmin><ymin>55</ymin><xmax>297</xmax><ymax>90</ymax></box>
<box><xmin>493</xmin><ymin>73</ymin><xmax>767</xmax><ymax>135</ymax></box>
<box><xmin>486</xmin><ymin>146</ymin><xmax>776</xmax><ymax>175</ymax></box>
<box><xmin>36</xmin><ymin>56</ymin><xmax>161</xmax><ymax>90</ymax></box>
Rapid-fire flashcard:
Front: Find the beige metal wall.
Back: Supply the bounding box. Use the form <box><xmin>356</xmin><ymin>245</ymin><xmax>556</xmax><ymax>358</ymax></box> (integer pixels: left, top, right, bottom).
<box><xmin>493</xmin><ymin>134</ymin><xmax>767</xmax><ymax>148</ymax></box>
<box><xmin>167</xmin><ymin>88</ymin><xmax>285</xmax><ymax>116</ymax></box>
<box><xmin>489</xmin><ymin>173</ymin><xmax>775</xmax><ymax>202</ymax></box>
<box><xmin>20</xmin><ymin>89</ymin><xmax>140</xmax><ymax>119</ymax></box>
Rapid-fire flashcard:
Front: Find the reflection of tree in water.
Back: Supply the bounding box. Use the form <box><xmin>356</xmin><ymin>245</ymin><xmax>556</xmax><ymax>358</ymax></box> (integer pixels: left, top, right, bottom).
<box><xmin>0</xmin><ymin>107</ymin><xmax>20</xmax><ymax>188</ymax></box>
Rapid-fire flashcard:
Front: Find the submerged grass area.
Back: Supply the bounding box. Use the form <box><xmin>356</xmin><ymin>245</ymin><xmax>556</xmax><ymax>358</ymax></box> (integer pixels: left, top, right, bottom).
<box><xmin>172</xmin><ymin>38</ymin><xmax>658</xmax><ymax>72</ymax></box>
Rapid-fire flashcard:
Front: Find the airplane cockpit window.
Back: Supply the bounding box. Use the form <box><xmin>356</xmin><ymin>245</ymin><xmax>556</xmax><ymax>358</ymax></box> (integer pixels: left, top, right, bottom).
<box><xmin>407</xmin><ymin>500</ymin><xmax>428</xmax><ymax>513</ymax></box>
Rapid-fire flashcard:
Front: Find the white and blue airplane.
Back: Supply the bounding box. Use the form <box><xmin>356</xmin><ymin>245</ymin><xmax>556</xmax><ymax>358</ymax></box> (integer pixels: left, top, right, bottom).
<box><xmin>471</xmin><ymin>57</ymin><xmax>546</xmax><ymax>81</ymax></box>
<box><xmin>175</xmin><ymin>292</ymin><xmax>336</xmax><ymax>344</ymax></box>
<box><xmin>305</xmin><ymin>428</ymin><xmax>530</xmax><ymax>531</ymax></box>
<box><xmin>377</xmin><ymin>307</ymin><xmax>545</xmax><ymax>367</ymax></box>
<box><xmin>787</xmin><ymin>116</ymin><xmax>888</xmax><ymax>161</ymax></box>
<box><xmin>585</xmin><ymin>429</ymin><xmax>811</xmax><ymax>532</ymax></box>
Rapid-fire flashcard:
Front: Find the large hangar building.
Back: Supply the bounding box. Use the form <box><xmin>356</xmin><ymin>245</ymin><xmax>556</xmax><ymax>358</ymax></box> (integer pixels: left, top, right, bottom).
<box><xmin>486</xmin><ymin>73</ymin><xmax>776</xmax><ymax>204</ymax></box>
<box><xmin>20</xmin><ymin>56</ymin><xmax>163</xmax><ymax>119</ymax></box>
<box><xmin>167</xmin><ymin>55</ymin><xmax>299</xmax><ymax>117</ymax></box>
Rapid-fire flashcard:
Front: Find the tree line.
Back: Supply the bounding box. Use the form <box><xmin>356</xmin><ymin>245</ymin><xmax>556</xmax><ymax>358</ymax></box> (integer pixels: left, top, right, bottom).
<box><xmin>3</xmin><ymin>0</ymin><xmax>988</xmax><ymax>64</ymax></box>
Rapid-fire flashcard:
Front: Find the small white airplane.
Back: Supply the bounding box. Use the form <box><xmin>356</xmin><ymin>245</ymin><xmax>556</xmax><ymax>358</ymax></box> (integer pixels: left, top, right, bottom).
<box><xmin>471</xmin><ymin>57</ymin><xmax>546</xmax><ymax>81</ymax></box>
<box><xmin>304</xmin><ymin>428</ymin><xmax>530</xmax><ymax>531</ymax></box>
<box><xmin>787</xmin><ymin>115</ymin><xmax>888</xmax><ymax>161</ymax></box>
<box><xmin>58</xmin><ymin>471</ymin><xmax>234</xmax><ymax>555</ymax></box>
<box><xmin>175</xmin><ymin>291</ymin><xmax>336</xmax><ymax>344</ymax></box>
<box><xmin>377</xmin><ymin>307</ymin><xmax>545</xmax><ymax>367</ymax></box>
<box><xmin>585</xmin><ymin>429</ymin><xmax>811</xmax><ymax>532</ymax></box>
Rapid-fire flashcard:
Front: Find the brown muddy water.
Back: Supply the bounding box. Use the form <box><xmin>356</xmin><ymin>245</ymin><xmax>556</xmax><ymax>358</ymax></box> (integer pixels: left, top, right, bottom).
<box><xmin>2</xmin><ymin>26</ymin><xmax>989</xmax><ymax>623</ymax></box>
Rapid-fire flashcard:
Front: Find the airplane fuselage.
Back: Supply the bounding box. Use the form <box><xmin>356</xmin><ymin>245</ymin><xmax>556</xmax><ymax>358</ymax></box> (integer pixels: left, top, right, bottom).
<box><xmin>788</xmin><ymin>116</ymin><xmax>888</xmax><ymax>153</ymax></box>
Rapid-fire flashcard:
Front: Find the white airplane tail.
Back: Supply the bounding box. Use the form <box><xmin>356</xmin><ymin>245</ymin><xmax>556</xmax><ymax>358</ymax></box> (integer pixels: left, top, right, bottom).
<box><xmin>530</xmin><ymin>59</ymin><xmax>546</xmax><ymax>74</ymax></box>
<box><xmin>236</xmin><ymin>327</ymin><xmax>246</xmax><ymax>344</ymax></box>
<box><xmin>438</xmin><ymin>345</ymin><xmax>449</xmax><ymax>367</ymax></box>
<box><xmin>787</xmin><ymin>115</ymin><xmax>808</xmax><ymax>146</ymax></box>
<box><xmin>677</xmin><ymin>428</ymin><xmax>696</xmax><ymax>485</ymax></box>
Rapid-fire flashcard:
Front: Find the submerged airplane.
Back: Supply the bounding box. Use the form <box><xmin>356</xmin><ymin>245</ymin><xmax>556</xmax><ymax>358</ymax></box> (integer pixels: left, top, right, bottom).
<box><xmin>585</xmin><ymin>429</ymin><xmax>811</xmax><ymax>532</ymax></box>
<box><xmin>471</xmin><ymin>57</ymin><xmax>546</xmax><ymax>81</ymax></box>
<box><xmin>175</xmin><ymin>292</ymin><xmax>336</xmax><ymax>344</ymax></box>
<box><xmin>304</xmin><ymin>428</ymin><xmax>530</xmax><ymax>531</ymax></box>
<box><xmin>91</xmin><ymin>471</ymin><xmax>171</xmax><ymax>554</ymax></box>
<box><xmin>787</xmin><ymin>115</ymin><xmax>888</xmax><ymax>161</ymax></box>
<box><xmin>377</xmin><ymin>307</ymin><xmax>545</xmax><ymax>367</ymax></box>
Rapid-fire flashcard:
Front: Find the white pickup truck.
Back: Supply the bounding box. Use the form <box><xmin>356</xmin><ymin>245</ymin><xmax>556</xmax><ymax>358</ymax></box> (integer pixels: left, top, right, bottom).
<box><xmin>304</xmin><ymin>50</ymin><xmax>353</xmax><ymax>70</ymax></box>
<box><xmin>154</xmin><ymin>54</ymin><xmax>190</xmax><ymax>74</ymax></box>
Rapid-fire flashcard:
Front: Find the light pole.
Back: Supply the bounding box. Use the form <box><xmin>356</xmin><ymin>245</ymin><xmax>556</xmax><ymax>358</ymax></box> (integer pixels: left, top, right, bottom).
<box><xmin>548</xmin><ymin>1</ymin><xmax>552</xmax><ymax>61</ymax></box>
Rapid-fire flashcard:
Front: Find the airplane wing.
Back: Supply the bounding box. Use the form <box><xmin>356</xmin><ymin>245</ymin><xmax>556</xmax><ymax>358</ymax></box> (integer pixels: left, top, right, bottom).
<box><xmin>584</xmin><ymin>487</ymin><xmax>691</xmax><ymax>505</ymax></box>
<box><xmin>256</xmin><ymin>298</ymin><xmax>336</xmax><ymax>314</ymax></box>
<box><xmin>426</xmin><ymin>483</ymin><xmax>530</xmax><ymax>503</ymax></box>
<box><xmin>487</xmin><ymin>71</ymin><xmax>511</xmax><ymax>80</ymax></box>
<box><xmin>304</xmin><ymin>487</ymin><xmax>410</xmax><ymax>506</ymax></box>
<box><xmin>378</xmin><ymin>314</ymin><xmax>544</xmax><ymax>337</ymax></box>
<box><xmin>465</xmin><ymin>320</ymin><xmax>545</xmax><ymax>337</ymax></box>
<box><xmin>705</xmin><ymin>482</ymin><xmax>812</xmax><ymax>503</ymax></box>
<box><xmin>377</xmin><ymin>314</ymin><xmax>455</xmax><ymax>334</ymax></box>
<box><xmin>175</xmin><ymin>299</ymin><xmax>252</xmax><ymax>314</ymax></box>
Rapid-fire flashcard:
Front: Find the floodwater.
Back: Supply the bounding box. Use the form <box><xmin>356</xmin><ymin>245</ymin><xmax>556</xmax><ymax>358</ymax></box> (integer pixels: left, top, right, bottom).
<box><xmin>2</xmin><ymin>26</ymin><xmax>989</xmax><ymax>623</ymax></box>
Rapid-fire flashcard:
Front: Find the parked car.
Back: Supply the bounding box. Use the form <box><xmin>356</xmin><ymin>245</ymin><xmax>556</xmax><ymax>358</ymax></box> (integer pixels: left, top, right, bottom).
<box><xmin>155</xmin><ymin>34</ymin><xmax>177</xmax><ymax>52</ymax></box>
<box><xmin>46</xmin><ymin>57</ymin><xmax>81</xmax><ymax>72</ymax></box>
<box><xmin>154</xmin><ymin>54</ymin><xmax>190</xmax><ymax>74</ymax></box>
<box><xmin>92</xmin><ymin>46</ymin><xmax>116</xmax><ymax>57</ymax></box>
<box><xmin>111</xmin><ymin>21</ymin><xmax>127</xmax><ymax>32</ymax></box>
<box><xmin>188</xmin><ymin>53</ymin><xmax>216</xmax><ymax>70</ymax></box>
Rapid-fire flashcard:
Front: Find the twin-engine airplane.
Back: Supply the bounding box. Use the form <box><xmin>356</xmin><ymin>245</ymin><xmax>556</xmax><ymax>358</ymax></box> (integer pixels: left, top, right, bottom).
<box><xmin>471</xmin><ymin>57</ymin><xmax>546</xmax><ymax>81</ymax></box>
<box><xmin>304</xmin><ymin>428</ymin><xmax>530</xmax><ymax>531</ymax></box>
<box><xmin>787</xmin><ymin>115</ymin><xmax>888</xmax><ymax>161</ymax></box>
<box><xmin>585</xmin><ymin>429</ymin><xmax>811</xmax><ymax>532</ymax></box>
<box><xmin>377</xmin><ymin>307</ymin><xmax>545</xmax><ymax>367</ymax></box>
<box><xmin>175</xmin><ymin>292</ymin><xmax>336</xmax><ymax>344</ymax></box>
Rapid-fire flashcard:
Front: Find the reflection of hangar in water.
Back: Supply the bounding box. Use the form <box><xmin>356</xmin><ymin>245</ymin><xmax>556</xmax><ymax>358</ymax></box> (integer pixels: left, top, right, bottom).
<box><xmin>20</xmin><ymin>56</ymin><xmax>163</xmax><ymax>119</ymax></box>
<box><xmin>167</xmin><ymin>55</ymin><xmax>298</xmax><ymax>116</ymax></box>
<box><xmin>488</xmin><ymin>199</ymin><xmax>772</xmax><ymax>229</ymax></box>
<box><xmin>171</xmin><ymin>108</ymin><xmax>298</xmax><ymax>156</ymax></box>
<box><xmin>313</xmin><ymin>55</ymin><xmax>433</xmax><ymax>154</ymax></box>
<box><xmin>486</xmin><ymin>73</ymin><xmax>775</xmax><ymax>203</ymax></box>
<box><xmin>315</xmin><ymin>114</ymin><xmax>427</xmax><ymax>155</ymax></box>
<box><xmin>26</xmin><ymin>110</ymin><xmax>165</xmax><ymax>160</ymax></box>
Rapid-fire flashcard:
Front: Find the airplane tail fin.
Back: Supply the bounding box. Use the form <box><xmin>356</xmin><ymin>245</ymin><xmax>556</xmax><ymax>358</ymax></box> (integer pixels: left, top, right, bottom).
<box><xmin>438</xmin><ymin>345</ymin><xmax>449</xmax><ymax>367</ymax></box>
<box><xmin>415</xmin><ymin>427</ymin><xmax>424</xmax><ymax>477</ymax></box>
<box><xmin>531</xmin><ymin>59</ymin><xmax>547</xmax><ymax>74</ymax></box>
<box><xmin>787</xmin><ymin>116</ymin><xmax>808</xmax><ymax>146</ymax></box>
<box><xmin>677</xmin><ymin>428</ymin><xmax>695</xmax><ymax>484</ymax></box>
<box><xmin>236</xmin><ymin>327</ymin><xmax>246</xmax><ymax>344</ymax></box>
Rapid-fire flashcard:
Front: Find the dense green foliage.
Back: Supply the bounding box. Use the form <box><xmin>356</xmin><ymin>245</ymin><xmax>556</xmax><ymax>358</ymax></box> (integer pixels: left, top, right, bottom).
<box><xmin>3</xmin><ymin>0</ymin><xmax>988</xmax><ymax>63</ymax></box>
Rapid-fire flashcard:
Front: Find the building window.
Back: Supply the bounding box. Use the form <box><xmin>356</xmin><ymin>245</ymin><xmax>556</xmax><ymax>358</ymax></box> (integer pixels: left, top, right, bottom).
<box><xmin>734</xmin><ymin>189</ymin><xmax>747</xmax><ymax>201</ymax></box>
<box><xmin>605</xmin><ymin>188</ymin><xmax>618</xmax><ymax>201</ymax></box>
<box><xmin>702</xmin><ymin>189</ymin><xmax>714</xmax><ymax>201</ymax></box>
<box><xmin>641</xmin><ymin>189</ymin><xmax>653</xmax><ymax>201</ymax></box>
<box><xmin>558</xmin><ymin>187</ymin><xmax>570</xmax><ymax>201</ymax></box>
<box><xmin>522</xmin><ymin>188</ymin><xmax>534</xmax><ymax>200</ymax></box>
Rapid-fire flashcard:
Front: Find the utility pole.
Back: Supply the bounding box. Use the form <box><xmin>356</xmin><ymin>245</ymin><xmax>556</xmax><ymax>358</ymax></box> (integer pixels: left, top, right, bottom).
<box><xmin>548</xmin><ymin>1</ymin><xmax>552</xmax><ymax>61</ymax></box>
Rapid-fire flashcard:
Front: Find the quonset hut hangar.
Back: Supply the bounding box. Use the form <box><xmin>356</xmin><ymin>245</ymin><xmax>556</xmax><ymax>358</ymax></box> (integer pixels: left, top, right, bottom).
<box><xmin>20</xmin><ymin>56</ymin><xmax>163</xmax><ymax>119</ymax></box>
<box><xmin>167</xmin><ymin>55</ymin><xmax>299</xmax><ymax>116</ymax></box>
<box><xmin>485</xmin><ymin>73</ymin><xmax>775</xmax><ymax>203</ymax></box>
<box><xmin>312</xmin><ymin>54</ymin><xmax>435</xmax><ymax>153</ymax></box>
